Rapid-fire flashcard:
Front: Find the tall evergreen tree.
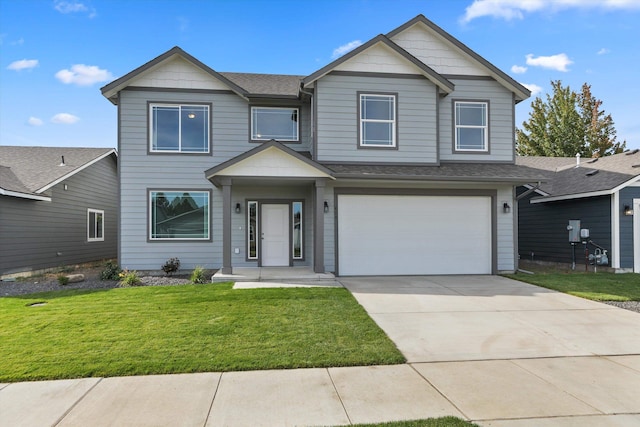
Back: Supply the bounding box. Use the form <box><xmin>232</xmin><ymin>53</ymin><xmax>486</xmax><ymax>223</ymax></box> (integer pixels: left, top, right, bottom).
<box><xmin>516</xmin><ymin>80</ymin><xmax>626</xmax><ymax>157</ymax></box>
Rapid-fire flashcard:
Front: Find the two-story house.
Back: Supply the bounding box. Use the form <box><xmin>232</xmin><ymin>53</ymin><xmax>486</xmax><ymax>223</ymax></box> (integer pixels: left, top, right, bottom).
<box><xmin>101</xmin><ymin>14</ymin><xmax>545</xmax><ymax>276</ymax></box>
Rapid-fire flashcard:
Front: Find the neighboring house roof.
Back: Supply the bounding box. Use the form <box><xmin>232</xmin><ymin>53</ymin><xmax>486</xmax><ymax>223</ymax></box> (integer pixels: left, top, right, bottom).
<box><xmin>516</xmin><ymin>150</ymin><xmax>640</xmax><ymax>202</ymax></box>
<box><xmin>0</xmin><ymin>146</ymin><xmax>117</xmax><ymax>200</ymax></box>
<box><xmin>323</xmin><ymin>162</ymin><xmax>548</xmax><ymax>184</ymax></box>
<box><xmin>301</xmin><ymin>34</ymin><xmax>455</xmax><ymax>94</ymax></box>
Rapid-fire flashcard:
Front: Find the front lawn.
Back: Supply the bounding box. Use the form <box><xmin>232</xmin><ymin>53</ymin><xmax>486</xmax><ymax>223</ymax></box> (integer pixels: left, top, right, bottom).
<box><xmin>505</xmin><ymin>272</ymin><xmax>640</xmax><ymax>301</ymax></box>
<box><xmin>0</xmin><ymin>283</ymin><xmax>404</xmax><ymax>382</ymax></box>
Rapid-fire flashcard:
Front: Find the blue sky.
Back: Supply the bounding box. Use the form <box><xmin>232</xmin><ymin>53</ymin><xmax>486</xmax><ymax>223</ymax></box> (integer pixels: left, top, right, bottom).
<box><xmin>1</xmin><ymin>0</ymin><xmax>639</xmax><ymax>151</ymax></box>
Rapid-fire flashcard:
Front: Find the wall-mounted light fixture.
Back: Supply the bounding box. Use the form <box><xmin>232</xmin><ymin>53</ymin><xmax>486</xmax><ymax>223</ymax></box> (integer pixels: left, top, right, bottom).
<box><xmin>235</xmin><ymin>203</ymin><xmax>241</xmax><ymax>214</ymax></box>
<box><xmin>503</xmin><ymin>202</ymin><xmax>511</xmax><ymax>214</ymax></box>
<box><xmin>324</xmin><ymin>201</ymin><xmax>329</xmax><ymax>213</ymax></box>
<box><xmin>624</xmin><ymin>205</ymin><xmax>633</xmax><ymax>216</ymax></box>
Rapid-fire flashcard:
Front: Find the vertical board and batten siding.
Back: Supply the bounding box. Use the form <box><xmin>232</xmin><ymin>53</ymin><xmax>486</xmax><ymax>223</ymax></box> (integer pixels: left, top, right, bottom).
<box><xmin>619</xmin><ymin>186</ymin><xmax>640</xmax><ymax>268</ymax></box>
<box><xmin>439</xmin><ymin>79</ymin><xmax>514</xmax><ymax>162</ymax></box>
<box><xmin>0</xmin><ymin>156</ymin><xmax>118</xmax><ymax>275</ymax></box>
<box><xmin>517</xmin><ymin>189</ymin><xmax>612</xmax><ymax>265</ymax></box>
<box><xmin>229</xmin><ymin>185</ymin><xmax>313</xmax><ymax>268</ymax></box>
<box><xmin>118</xmin><ymin>89</ymin><xmax>313</xmax><ymax>270</ymax></box>
<box><xmin>315</xmin><ymin>73</ymin><xmax>438</xmax><ymax>163</ymax></box>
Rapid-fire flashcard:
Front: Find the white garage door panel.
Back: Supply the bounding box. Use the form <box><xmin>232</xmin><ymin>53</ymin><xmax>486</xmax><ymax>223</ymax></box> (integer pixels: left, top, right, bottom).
<box><xmin>338</xmin><ymin>195</ymin><xmax>492</xmax><ymax>276</ymax></box>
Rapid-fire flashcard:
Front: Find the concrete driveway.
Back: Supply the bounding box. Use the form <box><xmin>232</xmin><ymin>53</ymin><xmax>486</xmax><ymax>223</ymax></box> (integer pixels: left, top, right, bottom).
<box><xmin>341</xmin><ymin>275</ymin><xmax>640</xmax><ymax>426</ymax></box>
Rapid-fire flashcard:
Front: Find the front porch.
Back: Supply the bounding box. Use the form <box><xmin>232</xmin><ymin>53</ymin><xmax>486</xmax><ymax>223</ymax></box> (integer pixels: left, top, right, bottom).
<box><xmin>212</xmin><ymin>266</ymin><xmax>336</xmax><ymax>282</ymax></box>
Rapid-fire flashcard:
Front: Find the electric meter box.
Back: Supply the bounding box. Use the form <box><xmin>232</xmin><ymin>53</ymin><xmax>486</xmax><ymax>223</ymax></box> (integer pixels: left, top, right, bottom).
<box><xmin>568</xmin><ymin>220</ymin><xmax>581</xmax><ymax>243</ymax></box>
<box><xmin>580</xmin><ymin>228</ymin><xmax>590</xmax><ymax>239</ymax></box>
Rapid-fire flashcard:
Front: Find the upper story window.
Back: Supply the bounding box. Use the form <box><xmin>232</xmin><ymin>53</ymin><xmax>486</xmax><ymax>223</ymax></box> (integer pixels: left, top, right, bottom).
<box><xmin>150</xmin><ymin>104</ymin><xmax>210</xmax><ymax>153</ymax></box>
<box><xmin>359</xmin><ymin>93</ymin><xmax>396</xmax><ymax>147</ymax></box>
<box><xmin>455</xmin><ymin>101</ymin><xmax>488</xmax><ymax>152</ymax></box>
<box><xmin>251</xmin><ymin>107</ymin><xmax>299</xmax><ymax>141</ymax></box>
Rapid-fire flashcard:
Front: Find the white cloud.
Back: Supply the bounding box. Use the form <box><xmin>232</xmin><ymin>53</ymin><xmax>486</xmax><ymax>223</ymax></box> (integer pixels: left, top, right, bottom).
<box><xmin>7</xmin><ymin>59</ymin><xmax>39</xmax><ymax>71</ymax></box>
<box><xmin>51</xmin><ymin>113</ymin><xmax>80</xmax><ymax>124</ymax></box>
<box><xmin>54</xmin><ymin>1</ymin><xmax>96</xmax><ymax>18</ymax></box>
<box><xmin>525</xmin><ymin>53</ymin><xmax>573</xmax><ymax>72</ymax></box>
<box><xmin>597</xmin><ymin>48</ymin><xmax>610</xmax><ymax>55</ymax></box>
<box><xmin>55</xmin><ymin>64</ymin><xmax>113</xmax><ymax>86</ymax></box>
<box><xmin>332</xmin><ymin>40</ymin><xmax>363</xmax><ymax>59</ymax></box>
<box><xmin>521</xmin><ymin>83</ymin><xmax>543</xmax><ymax>96</ymax></box>
<box><xmin>511</xmin><ymin>65</ymin><xmax>527</xmax><ymax>74</ymax></box>
<box><xmin>27</xmin><ymin>117</ymin><xmax>44</xmax><ymax>126</ymax></box>
<box><xmin>461</xmin><ymin>0</ymin><xmax>640</xmax><ymax>23</ymax></box>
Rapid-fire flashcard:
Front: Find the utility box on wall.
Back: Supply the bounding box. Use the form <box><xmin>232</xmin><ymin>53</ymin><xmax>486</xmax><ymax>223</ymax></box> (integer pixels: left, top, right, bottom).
<box><xmin>567</xmin><ymin>220</ymin><xmax>581</xmax><ymax>243</ymax></box>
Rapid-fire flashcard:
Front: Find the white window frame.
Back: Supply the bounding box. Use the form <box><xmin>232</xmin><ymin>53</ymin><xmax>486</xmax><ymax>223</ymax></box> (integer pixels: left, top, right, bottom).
<box><xmin>149</xmin><ymin>190</ymin><xmax>210</xmax><ymax>241</ymax></box>
<box><xmin>251</xmin><ymin>107</ymin><xmax>299</xmax><ymax>141</ymax></box>
<box><xmin>87</xmin><ymin>208</ymin><xmax>104</xmax><ymax>242</ymax></box>
<box><xmin>359</xmin><ymin>93</ymin><xmax>397</xmax><ymax>147</ymax></box>
<box><xmin>454</xmin><ymin>101</ymin><xmax>488</xmax><ymax>152</ymax></box>
<box><xmin>292</xmin><ymin>201</ymin><xmax>303</xmax><ymax>260</ymax></box>
<box><xmin>149</xmin><ymin>104</ymin><xmax>210</xmax><ymax>153</ymax></box>
<box><xmin>247</xmin><ymin>201</ymin><xmax>259</xmax><ymax>260</ymax></box>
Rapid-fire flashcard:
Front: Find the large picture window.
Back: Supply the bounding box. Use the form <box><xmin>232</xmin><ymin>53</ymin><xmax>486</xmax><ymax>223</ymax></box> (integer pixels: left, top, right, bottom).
<box><xmin>359</xmin><ymin>94</ymin><xmax>396</xmax><ymax>147</ymax></box>
<box><xmin>251</xmin><ymin>107</ymin><xmax>299</xmax><ymax>141</ymax></box>
<box><xmin>150</xmin><ymin>104</ymin><xmax>209</xmax><ymax>153</ymax></box>
<box><xmin>150</xmin><ymin>191</ymin><xmax>210</xmax><ymax>240</ymax></box>
<box><xmin>455</xmin><ymin>101</ymin><xmax>488</xmax><ymax>152</ymax></box>
<box><xmin>87</xmin><ymin>209</ymin><xmax>104</xmax><ymax>242</ymax></box>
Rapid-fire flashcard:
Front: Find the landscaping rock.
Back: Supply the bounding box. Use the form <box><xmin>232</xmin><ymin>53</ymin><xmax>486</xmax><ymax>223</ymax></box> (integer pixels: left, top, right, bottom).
<box><xmin>66</xmin><ymin>274</ymin><xmax>85</xmax><ymax>283</ymax></box>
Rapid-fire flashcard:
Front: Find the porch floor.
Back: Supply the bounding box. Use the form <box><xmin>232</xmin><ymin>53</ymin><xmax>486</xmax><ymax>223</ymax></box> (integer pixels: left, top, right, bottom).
<box><xmin>211</xmin><ymin>267</ymin><xmax>337</xmax><ymax>285</ymax></box>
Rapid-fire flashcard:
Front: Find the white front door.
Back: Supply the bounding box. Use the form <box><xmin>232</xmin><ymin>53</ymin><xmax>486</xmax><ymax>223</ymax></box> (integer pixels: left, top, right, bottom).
<box><xmin>261</xmin><ymin>204</ymin><xmax>290</xmax><ymax>266</ymax></box>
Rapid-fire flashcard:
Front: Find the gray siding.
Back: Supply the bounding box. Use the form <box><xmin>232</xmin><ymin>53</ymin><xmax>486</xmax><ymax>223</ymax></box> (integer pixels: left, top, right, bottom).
<box><xmin>619</xmin><ymin>187</ymin><xmax>640</xmax><ymax>269</ymax></box>
<box><xmin>439</xmin><ymin>79</ymin><xmax>514</xmax><ymax>162</ymax></box>
<box><xmin>0</xmin><ymin>155</ymin><xmax>118</xmax><ymax>275</ymax></box>
<box><xmin>315</xmin><ymin>73</ymin><xmax>438</xmax><ymax>163</ymax></box>
<box><xmin>517</xmin><ymin>189</ymin><xmax>611</xmax><ymax>265</ymax></box>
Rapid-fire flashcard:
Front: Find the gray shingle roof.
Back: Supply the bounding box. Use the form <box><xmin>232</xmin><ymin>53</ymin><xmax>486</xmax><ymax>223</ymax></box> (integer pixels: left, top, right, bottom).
<box><xmin>322</xmin><ymin>162</ymin><xmax>549</xmax><ymax>183</ymax></box>
<box><xmin>516</xmin><ymin>150</ymin><xmax>640</xmax><ymax>198</ymax></box>
<box><xmin>221</xmin><ymin>72</ymin><xmax>303</xmax><ymax>97</ymax></box>
<box><xmin>0</xmin><ymin>146</ymin><xmax>116</xmax><ymax>195</ymax></box>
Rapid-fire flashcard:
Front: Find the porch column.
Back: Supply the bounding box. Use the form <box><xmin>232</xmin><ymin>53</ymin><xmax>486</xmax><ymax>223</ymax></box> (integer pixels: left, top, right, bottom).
<box><xmin>220</xmin><ymin>177</ymin><xmax>233</xmax><ymax>274</ymax></box>
<box><xmin>314</xmin><ymin>178</ymin><xmax>326</xmax><ymax>273</ymax></box>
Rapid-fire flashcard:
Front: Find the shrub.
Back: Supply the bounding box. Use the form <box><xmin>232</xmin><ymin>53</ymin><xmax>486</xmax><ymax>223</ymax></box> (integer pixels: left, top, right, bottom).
<box><xmin>118</xmin><ymin>269</ymin><xmax>142</xmax><ymax>287</ymax></box>
<box><xmin>161</xmin><ymin>257</ymin><xmax>181</xmax><ymax>276</ymax></box>
<box><xmin>190</xmin><ymin>266</ymin><xmax>207</xmax><ymax>284</ymax></box>
<box><xmin>100</xmin><ymin>262</ymin><xmax>121</xmax><ymax>281</ymax></box>
<box><xmin>57</xmin><ymin>275</ymin><xmax>69</xmax><ymax>286</ymax></box>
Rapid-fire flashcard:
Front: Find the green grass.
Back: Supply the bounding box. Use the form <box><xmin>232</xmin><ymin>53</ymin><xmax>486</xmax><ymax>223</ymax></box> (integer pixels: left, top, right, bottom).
<box><xmin>329</xmin><ymin>418</ymin><xmax>479</xmax><ymax>427</ymax></box>
<box><xmin>505</xmin><ymin>272</ymin><xmax>640</xmax><ymax>301</ymax></box>
<box><xmin>0</xmin><ymin>283</ymin><xmax>404</xmax><ymax>382</ymax></box>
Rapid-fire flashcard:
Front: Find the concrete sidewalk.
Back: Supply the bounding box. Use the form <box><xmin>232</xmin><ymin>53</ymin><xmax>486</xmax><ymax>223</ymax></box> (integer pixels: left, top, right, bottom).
<box><xmin>2</xmin><ymin>275</ymin><xmax>640</xmax><ymax>426</ymax></box>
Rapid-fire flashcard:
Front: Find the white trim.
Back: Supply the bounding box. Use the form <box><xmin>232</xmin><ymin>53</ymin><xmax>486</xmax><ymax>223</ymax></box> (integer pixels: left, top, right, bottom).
<box><xmin>611</xmin><ymin>192</ymin><xmax>620</xmax><ymax>269</ymax></box>
<box><xmin>36</xmin><ymin>149</ymin><xmax>116</xmax><ymax>194</ymax></box>
<box><xmin>634</xmin><ymin>199</ymin><xmax>640</xmax><ymax>273</ymax></box>
<box><xmin>292</xmin><ymin>201</ymin><xmax>303</xmax><ymax>260</ymax></box>
<box><xmin>359</xmin><ymin>93</ymin><xmax>397</xmax><ymax>147</ymax></box>
<box><xmin>522</xmin><ymin>183</ymin><xmax>549</xmax><ymax>197</ymax></box>
<box><xmin>87</xmin><ymin>208</ymin><xmax>105</xmax><ymax>242</ymax></box>
<box><xmin>250</xmin><ymin>107</ymin><xmax>299</xmax><ymax>141</ymax></box>
<box><xmin>0</xmin><ymin>188</ymin><xmax>51</xmax><ymax>201</ymax></box>
<box><xmin>530</xmin><ymin>174</ymin><xmax>640</xmax><ymax>204</ymax></box>
<box><xmin>149</xmin><ymin>190</ymin><xmax>210</xmax><ymax>240</ymax></box>
<box><xmin>149</xmin><ymin>104</ymin><xmax>210</xmax><ymax>153</ymax></box>
<box><xmin>247</xmin><ymin>201</ymin><xmax>259</xmax><ymax>260</ymax></box>
<box><xmin>454</xmin><ymin>101</ymin><xmax>488</xmax><ymax>152</ymax></box>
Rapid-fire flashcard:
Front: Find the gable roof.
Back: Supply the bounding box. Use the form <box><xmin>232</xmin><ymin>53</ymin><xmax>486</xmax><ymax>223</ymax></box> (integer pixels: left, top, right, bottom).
<box><xmin>0</xmin><ymin>146</ymin><xmax>117</xmax><ymax>200</ymax></box>
<box><xmin>516</xmin><ymin>150</ymin><xmax>640</xmax><ymax>202</ymax></box>
<box><xmin>302</xmin><ymin>34</ymin><xmax>454</xmax><ymax>94</ymax></box>
<box><xmin>387</xmin><ymin>14</ymin><xmax>530</xmax><ymax>101</ymax></box>
<box><xmin>220</xmin><ymin>72</ymin><xmax>303</xmax><ymax>98</ymax></box>
<box><xmin>101</xmin><ymin>46</ymin><xmax>250</xmax><ymax>104</ymax></box>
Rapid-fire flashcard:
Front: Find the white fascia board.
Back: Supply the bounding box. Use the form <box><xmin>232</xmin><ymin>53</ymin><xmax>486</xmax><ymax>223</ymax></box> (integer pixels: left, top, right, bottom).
<box><xmin>36</xmin><ymin>149</ymin><xmax>117</xmax><ymax>194</ymax></box>
<box><xmin>522</xmin><ymin>183</ymin><xmax>549</xmax><ymax>196</ymax></box>
<box><xmin>0</xmin><ymin>188</ymin><xmax>51</xmax><ymax>201</ymax></box>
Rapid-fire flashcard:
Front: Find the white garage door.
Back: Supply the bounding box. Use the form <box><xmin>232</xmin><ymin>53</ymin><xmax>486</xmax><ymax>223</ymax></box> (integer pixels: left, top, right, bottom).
<box><xmin>337</xmin><ymin>195</ymin><xmax>492</xmax><ymax>276</ymax></box>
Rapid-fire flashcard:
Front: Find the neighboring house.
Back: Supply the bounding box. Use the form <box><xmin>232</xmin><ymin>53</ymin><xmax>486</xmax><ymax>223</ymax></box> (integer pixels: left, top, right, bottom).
<box><xmin>0</xmin><ymin>146</ymin><xmax>118</xmax><ymax>276</ymax></box>
<box><xmin>516</xmin><ymin>150</ymin><xmax>640</xmax><ymax>273</ymax></box>
<box><xmin>100</xmin><ymin>14</ymin><xmax>546</xmax><ymax>276</ymax></box>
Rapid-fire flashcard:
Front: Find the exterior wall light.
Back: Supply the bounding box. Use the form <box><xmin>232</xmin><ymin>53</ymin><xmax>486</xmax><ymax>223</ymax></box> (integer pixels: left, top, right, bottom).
<box><xmin>235</xmin><ymin>203</ymin><xmax>241</xmax><ymax>214</ymax></box>
<box><xmin>502</xmin><ymin>202</ymin><xmax>511</xmax><ymax>214</ymax></box>
<box><xmin>623</xmin><ymin>205</ymin><xmax>633</xmax><ymax>216</ymax></box>
<box><xmin>324</xmin><ymin>201</ymin><xmax>329</xmax><ymax>213</ymax></box>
